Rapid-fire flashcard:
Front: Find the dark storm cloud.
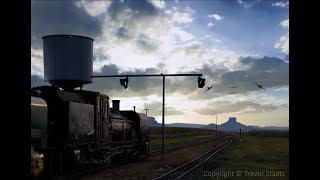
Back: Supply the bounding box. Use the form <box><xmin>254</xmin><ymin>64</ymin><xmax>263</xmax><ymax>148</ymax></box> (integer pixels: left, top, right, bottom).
<box><xmin>108</xmin><ymin>0</ymin><xmax>158</xmax><ymax>20</ymax></box>
<box><xmin>31</xmin><ymin>1</ymin><xmax>102</xmax><ymax>48</ymax></box>
<box><xmin>195</xmin><ymin>100</ymin><xmax>277</xmax><ymax>116</ymax></box>
<box><xmin>93</xmin><ymin>47</ymin><xmax>111</xmax><ymax>62</ymax></box>
<box><xmin>136</xmin><ymin>34</ymin><xmax>159</xmax><ymax>53</ymax></box>
<box><xmin>86</xmin><ymin>64</ymin><xmax>166</xmax><ymax>97</ymax></box>
<box><xmin>218</xmin><ymin>56</ymin><xmax>289</xmax><ymax>92</ymax></box>
<box><xmin>33</xmin><ymin>55</ymin><xmax>288</xmax><ymax>100</ymax></box>
<box><xmin>172</xmin><ymin>41</ymin><xmax>207</xmax><ymax>58</ymax></box>
<box><xmin>175</xmin><ymin>56</ymin><xmax>289</xmax><ymax>99</ymax></box>
<box><xmin>85</xmin><ymin>56</ymin><xmax>288</xmax><ymax>99</ymax></box>
<box><xmin>115</xmin><ymin>27</ymin><xmax>133</xmax><ymax>40</ymax></box>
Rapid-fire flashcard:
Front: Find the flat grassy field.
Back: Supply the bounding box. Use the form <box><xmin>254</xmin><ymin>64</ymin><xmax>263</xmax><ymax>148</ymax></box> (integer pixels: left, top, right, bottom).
<box><xmin>149</xmin><ymin>126</ymin><xmax>220</xmax><ymax>150</ymax></box>
<box><xmin>208</xmin><ymin>131</ymin><xmax>289</xmax><ymax>180</ymax></box>
<box><xmin>149</xmin><ymin>134</ymin><xmax>215</xmax><ymax>150</ymax></box>
<box><xmin>149</xmin><ymin>126</ymin><xmax>215</xmax><ymax>135</ymax></box>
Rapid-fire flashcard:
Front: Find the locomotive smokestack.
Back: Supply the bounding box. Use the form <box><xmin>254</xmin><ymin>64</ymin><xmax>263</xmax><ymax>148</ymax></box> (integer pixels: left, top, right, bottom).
<box><xmin>112</xmin><ymin>100</ymin><xmax>120</xmax><ymax>111</ymax></box>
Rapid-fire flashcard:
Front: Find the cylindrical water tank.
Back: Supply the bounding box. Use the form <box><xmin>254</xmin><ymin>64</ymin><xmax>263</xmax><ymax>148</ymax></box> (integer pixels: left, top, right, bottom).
<box><xmin>42</xmin><ymin>35</ymin><xmax>94</xmax><ymax>89</ymax></box>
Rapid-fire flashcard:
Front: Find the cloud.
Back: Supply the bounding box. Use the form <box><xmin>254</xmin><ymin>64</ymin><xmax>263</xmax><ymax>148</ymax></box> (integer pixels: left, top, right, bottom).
<box><xmin>216</xmin><ymin>56</ymin><xmax>289</xmax><ymax>92</ymax></box>
<box><xmin>147</xmin><ymin>0</ymin><xmax>166</xmax><ymax>9</ymax></box>
<box><xmin>86</xmin><ymin>64</ymin><xmax>165</xmax><ymax>97</ymax></box>
<box><xmin>272</xmin><ymin>1</ymin><xmax>289</xmax><ymax>8</ymax></box>
<box><xmin>208</xmin><ymin>13</ymin><xmax>222</xmax><ymax>21</ymax></box>
<box><xmin>207</xmin><ymin>21</ymin><xmax>214</xmax><ymax>27</ymax></box>
<box><xmin>115</xmin><ymin>27</ymin><xmax>133</xmax><ymax>40</ymax></box>
<box><xmin>75</xmin><ymin>0</ymin><xmax>111</xmax><ymax>17</ymax></box>
<box><xmin>31</xmin><ymin>52</ymin><xmax>288</xmax><ymax>102</ymax></box>
<box><xmin>275</xmin><ymin>19</ymin><xmax>289</xmax><ymax>55</ymax></box>
<box><xmin>280</xmin><ymin>19</ymin><xmax>289</xmax><ymax>29</ymax></box>
<box><xmin>31</xmin><ymin>48</ymin><xmax>44</xmax><ymax>76</ymax></box>
<box><xmin>31</xmin><ymin>1</ymin><xmax>102</xmax><ymax>48</ymax></box>
<box><xmin>195</xmin><ymin>100</ymin><xmax>278</xmax><ymax>116</ymax></box>
<box><xmin>143</xmin><ymin>101</ymin><xmax>184</xmax><ymax>116</ymax></box>
<box><xmin>108</xmin><ymin>0</ymin><xmax>159</xmax><ymax>20</ymax></box>
<box><xmin>275</xmin><ymin>35</ymin><xmax>289</xmax><ymax>55</ymax></box>
<box><xmin>173</xmin><ymin>56</ymin><xmax>289</xmax><ymax>99</ymax></box>
<box><xmin>31</xmin><ymin>1</ymin><xmax>289</xmax><ymax>125</ymax></box>
<box><xmin>237</xmin><ymin>0</ymin><xmax>261</xmax><ymax>8</ymax></box>
<box><xmin>136</xmin><ymin>34</ymin><xmax>160</xmax><ymax>53</ymax></box>
<box><xmin>207</xmin><ymin>12</ymin><xmax>222</xmax><ymax>28</ymax></box>
<box><xmin>85</xmin><ymin>55</ymin><xmax>288</xmax><ymax>101</ymax></box>
<box><xmin>93</xmin><ymin>46</ymin><xmax>111</xmax><ymax>62</ymax></box>
<box><xmin>31</xmin><ymin>75</ymin><xmax>48</xmax><ymax>88</ymax></box>
<box><xmin>170</xmin><ymin>10</ymin><xmax>194</xmax><ymax>25</ymax></box>
<box><xmin>185</xmin><ymin>7</ymin><xmax>196</xmax><ymax>14</ymax></box>
<box><xmin>165</xmin><ymin>6</ymin><xmax>195</xmax><ymax>25</ymax></box>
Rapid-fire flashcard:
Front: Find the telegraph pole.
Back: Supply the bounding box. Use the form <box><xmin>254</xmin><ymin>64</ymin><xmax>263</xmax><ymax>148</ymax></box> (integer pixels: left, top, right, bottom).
<box><xmin>216</xmin><ymin>116</ymin><xmax>218</xmax><ymax>137</ymax></box>
<box><xmin>144</xmin><ymin>108</ymin><xmax>150</xmax><ymax>117</ymax></box>
<box><xmin>92</xmin><ymin>73</ymin><xmax>204</xmax><ymax>161</ymax></box>
<box><xmin>161</xmin><ymin>75</ymin><xmax>165</xmax><ymax>160</ymax></box>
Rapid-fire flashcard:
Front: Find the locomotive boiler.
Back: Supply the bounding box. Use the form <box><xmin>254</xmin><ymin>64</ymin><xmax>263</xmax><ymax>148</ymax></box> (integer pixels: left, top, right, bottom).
<box><xmin>30</xmin><ymin>35</ymin><xmax>150</xmax><ymax>178</ymax></box>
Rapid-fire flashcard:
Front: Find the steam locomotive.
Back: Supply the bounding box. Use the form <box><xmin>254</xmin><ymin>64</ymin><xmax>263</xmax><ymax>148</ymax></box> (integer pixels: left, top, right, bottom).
<box><xmin>31</xmin><ymin>86</ymin><xmax>150</xmax><ymax>177</ymax></box>
<box><xmin>30</xmin><ymin>35</ymin><xmax>150</xmax><ymax>178</ymax></box>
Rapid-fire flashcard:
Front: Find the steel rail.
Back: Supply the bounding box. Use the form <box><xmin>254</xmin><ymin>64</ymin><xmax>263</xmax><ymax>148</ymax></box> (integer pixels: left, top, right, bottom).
<box><xmin>152</xmin><ymin>137</ymin><xmax>232</xmax><ymax>180</ymax></box>
<box><xmin>150</xmin><ymin>136</ymin><xmax>223</xmax><ymax>156</ymax></box>
<box><xmin>174</xmin><ymin>139</ymin><xmax>232</xmax><ymax>180</ymax></box>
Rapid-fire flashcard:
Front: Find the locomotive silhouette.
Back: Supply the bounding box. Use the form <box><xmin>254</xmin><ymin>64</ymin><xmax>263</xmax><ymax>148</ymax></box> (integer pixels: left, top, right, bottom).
<box><xmin>31</xmin><ymin>35</ymin><xmax>150</xmax><ymax>177</ymax></box>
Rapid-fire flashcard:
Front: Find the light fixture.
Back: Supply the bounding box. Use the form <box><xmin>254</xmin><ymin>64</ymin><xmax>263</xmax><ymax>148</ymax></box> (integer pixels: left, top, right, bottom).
<box><xmin>120</xmin><ymin>77</ymin><xmax>129</xmax><ymax>89</ymax></box>
<box><xmin>198</xmin><ymin>76</ymin><xmax>205</xmax><ymax>88</ymax></box>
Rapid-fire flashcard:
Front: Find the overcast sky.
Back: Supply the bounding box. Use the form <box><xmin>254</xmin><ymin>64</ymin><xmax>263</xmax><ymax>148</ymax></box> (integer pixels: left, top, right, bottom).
<box><xmin>31</xmin><ymin>0</ymin><xmax>289</xmax><ymax>127</ymax></box>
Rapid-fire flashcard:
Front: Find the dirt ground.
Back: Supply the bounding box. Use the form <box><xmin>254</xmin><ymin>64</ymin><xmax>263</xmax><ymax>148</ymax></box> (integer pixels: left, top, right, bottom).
<box><xmin>80</xmin><ymin>139</ymin><xmax>225</xmax><ymax>180</ymax></box>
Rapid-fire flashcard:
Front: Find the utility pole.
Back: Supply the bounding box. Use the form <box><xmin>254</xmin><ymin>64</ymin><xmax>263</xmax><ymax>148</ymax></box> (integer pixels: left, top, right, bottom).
<box><xmin>161</xmin><ymin>75</ymin><xmax>165</xmax><ymax>160</ymax></box>
<box><xmin>92</xmin><ymin>73</ymin><xmax>204</xmax><ymax>161</ymax></box>
<box><xmin>216</xmin><ymin>116</ymin><xmax>218</xmax><ymax>137</ymax></box>
<box><xmin>240</xmin><ymin>128</ymin><xmax>243</xmax><ymax>150</ymax></box>
<box><xmin>144</xmin><ymin>108</ymin><xmax>150</xmax><ymax>117</ymax></box>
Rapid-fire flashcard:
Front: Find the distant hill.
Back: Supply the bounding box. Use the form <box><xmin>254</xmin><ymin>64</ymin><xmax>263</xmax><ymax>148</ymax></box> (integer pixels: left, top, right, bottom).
<box><xmin>148</xmin><ymin>117</ymin><xmax>206</xmax><ymax>128</ymax></box>
<box><xmin>148</xmin><ymin>116</ymin><xmax>288</xmax><ymax>132</ymax></box>
<box><xmin>247</xmin><ymin>126</ymin><xmax>288</xmax><ymax>131</ymax></box>
<box><xmin>203</xmin><ymin>117</ymin><xmax>288</xmax><ymax>132</ymax></box>
<box><xmin>203</xmin><ymin>123</ymin><xmax>218</xmax><ymax>129</ymax></box>
<box><xmin>203</xmin><ymin>117</ymin><xmax>247</xmax><ymax>132</ymax></box>
<box><xmin>165</xmin><ymin>123</ymin><xmax>207</xmax><ymax>129</ymax></box>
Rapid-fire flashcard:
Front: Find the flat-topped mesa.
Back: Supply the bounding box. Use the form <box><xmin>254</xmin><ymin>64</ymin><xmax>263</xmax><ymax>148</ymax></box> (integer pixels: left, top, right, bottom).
<box><xmin>228</xmin><ymin>117</ymin><xmax>237</xmax><ymax>123</ymax></box>
<box><xmin>42</xmin><ymin>34</ymin><xmax>94</xmax><ymax>90</ymax></box>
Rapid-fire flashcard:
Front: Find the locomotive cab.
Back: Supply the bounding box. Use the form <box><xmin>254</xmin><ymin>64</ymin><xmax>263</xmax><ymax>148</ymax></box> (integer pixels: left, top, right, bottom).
<box><xmin>31</xmin><ymin>86</ymin><xmax>110</xmax><ymax>176</ymax></box>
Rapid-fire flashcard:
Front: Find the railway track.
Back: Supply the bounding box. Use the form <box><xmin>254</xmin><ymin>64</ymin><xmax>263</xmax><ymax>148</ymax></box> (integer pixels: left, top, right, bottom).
<box><xmin>56</xmin><ymin>136</ymin><xmax>230</xmax><ymax>180</ymax></box>
<box><xmin>150</xmin><ymin>136</ymin><xmax>224</xmax><ymax>156</ymax></box>
<box><xmin>152</xmin><ymin>137</ymin><xmax>232</xmax><ymax>180</ymax></box>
